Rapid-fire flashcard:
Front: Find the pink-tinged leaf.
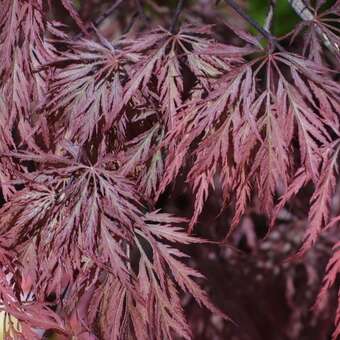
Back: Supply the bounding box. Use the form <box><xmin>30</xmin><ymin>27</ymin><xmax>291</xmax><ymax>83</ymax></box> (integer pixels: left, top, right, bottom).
<box><xmin>44</xmin><ymin>39</ymin><xmax>127</xmax><ymax>144</ymax></box>
<box><xmin>314</xmin><ymin>242</ymin><xmax>340</xmax><ymax>340</ymax></box>
<box><xmin>296</xmin><ymin>142</ymin><xmax>340</xmax><ymax>256</ymax></box>
<box><xmin>120</xmin><ymin>124</ymin><xmax>165</xmax><ymax>199</ymax></box>
<box><xmin>271</xmin><ymin>167</ymin><xmax>310</xmax><ymax>227</ymax></box>
<box><xmin>189</xmin><ymin>172</ymin><xmax>212</xmax><ymax>233</ymax></box>
<box><xmin>225</xmin><ymin>169</ymin><xmax>251</xmax><ymax>239</ymax></box>
<box><xmin>144</xmin><ymin>211</ymin><xmax>205</xmax><ymax>244</ymax></box>
<box><xmin>124</xmin><ymin>45</ymin><xmax>168</xmax><ymax>104</ymax></box>
<box><xmin>288</xmin><ymin>1</ymin><xmax>340</xmax><ymax>64</ymax></box>
<box><xmin>223</xmin><ymin>22</ymin><xmax>263</xmax><ymax>49</ymax></box>
<box><xmin>124</xmin><ymin>26</ymin><xmax>245</xmax><ymax>131</ymax></box>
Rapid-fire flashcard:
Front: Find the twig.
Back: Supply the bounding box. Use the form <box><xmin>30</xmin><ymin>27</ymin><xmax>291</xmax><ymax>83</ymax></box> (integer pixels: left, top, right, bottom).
<box><xmin>223</xmin><ymin>0</ymin><xmax>285</xmax><ymax>52</ymax></box>
<box><xmin>264</xmin><ymin>0</ymin><xmax>276</xmax><ymax>33</ymax></box>
<box><xmin>170</xmin><ymin>0</ymin><xmax>185</xmax><ymax>34</ymax></box>
<box><xmin>74</xmin><ymin>0</ymin><xmax>124</xmax><ymax>40</ymax></box>
<box><xmin>288</xmin><ymin>0</ymin><xmax>339</xmax><ymax>55</ymax></box>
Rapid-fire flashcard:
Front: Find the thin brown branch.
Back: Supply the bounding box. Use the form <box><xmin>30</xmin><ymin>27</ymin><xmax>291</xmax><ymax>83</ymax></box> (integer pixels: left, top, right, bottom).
<box><xmin>223</xmin><ymin>0</ymin><xmax>285</xmax><ymax>52</ymax></box>
<box><xmin>170</xmin><ymin>0</ymin><xmax>185</xmax><ymax>34</ymax></box>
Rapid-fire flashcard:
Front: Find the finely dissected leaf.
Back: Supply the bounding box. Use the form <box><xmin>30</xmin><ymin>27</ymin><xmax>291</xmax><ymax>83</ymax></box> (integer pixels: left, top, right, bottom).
<box><xmin>314</xmin><ymin>242</ymin><xmax>340</xmax><ymax>340</ymax></box>
<box><xmin>60</xmin><ymin>0</ymin><xmax>88</xmax><ymax>34</ymax></box>
<box><xmin>161</xmin><ymin>45</ymin><xmax>340</xmax><ymax>234</ymax></box>
<box><xmin>297</xmin><ymin>141</ymin><xmax>340</xmax><ymax>256</ymax></box>
<box><xmin>0</xmin><ymin>0</ymin><xmax>54</xmax><ymax>136</ymax></box>
<box><xmin>0</xmin><ymin>268</ymin><xmax>66</xmax><ymax>339</ymax></box>
<box><xmin>123</xmin><ymin>26</ymin><xmax>245</xmax><ymax>128</ymax></box>
<box><xmin>120</xmin><ymin>123</ymin><xmax>165</xmax><ymax>199</ymax></box>
<box><xmin>0</xmin><ymin>1</ymin><xmax>339</xmax><ymax>337</ymax></box>
<box><xmin>0</xmin><ymin>0</ymin><xmax>56</xmax><ymax>198</ymax></box>
<box><xmin>271</xmin><ymin>167</ymin><xmax>310</xmax><ymax>227</ymax></box>
<box><xmin>43</xmin><ymin>38</ymin><xmax>129</xmax><ymax>144</ymax></box>
<box><xmin>134</xmin><ymin>212</ymin><xmax>228</xmax><ymax>339</ymax></box>
<box><xmin>0</xmin><ymin>148</ymin><xmax>225</xmax><ymax>339</ymax></box>
<box><xmin>289</xmin><ymin>1</ymin><xmax>340</xmax><ymax>64</ymax></box>
<box><xmin>120</xmin><ymin>26</ymin><xmax>249</xmax><ymax>207</ymax></box>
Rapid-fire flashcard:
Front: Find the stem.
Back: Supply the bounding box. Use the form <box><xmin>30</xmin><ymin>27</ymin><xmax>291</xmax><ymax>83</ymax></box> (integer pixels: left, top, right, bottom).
<box><xmin>223</xmin><ymin>0</ymin><xmax>285</xmax><ymax>52</ymax></box>
<box><xmin>170</xmin><ymin>0</ymin><xmax>185</xmax><ymax>34</ymax></box>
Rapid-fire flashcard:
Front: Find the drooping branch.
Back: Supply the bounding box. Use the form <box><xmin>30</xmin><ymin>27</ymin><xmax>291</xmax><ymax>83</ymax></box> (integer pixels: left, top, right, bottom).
<box><xmin>223</xmin><ymin>0</ymin><xmax>285</xmax><ymax>52</ymax></box>
<box><xmin>170</xmin><ymin>0</ymin><xmax>185</xmax><ymax>34</ymax></box>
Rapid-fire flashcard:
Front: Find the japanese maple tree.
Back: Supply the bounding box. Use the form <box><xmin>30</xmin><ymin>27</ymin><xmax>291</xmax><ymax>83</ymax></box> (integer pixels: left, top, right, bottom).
<box><xmin>0</xmin><ymin>0</ymin><xmax>339</xmax><ymax>339</ymax></box>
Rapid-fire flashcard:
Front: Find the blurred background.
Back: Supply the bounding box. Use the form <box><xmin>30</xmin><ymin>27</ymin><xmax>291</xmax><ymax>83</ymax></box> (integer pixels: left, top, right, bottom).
<box><xmin>53</xmin><ymin>0</ymin><xmax>302</xmax><ymax>37</ymax></box>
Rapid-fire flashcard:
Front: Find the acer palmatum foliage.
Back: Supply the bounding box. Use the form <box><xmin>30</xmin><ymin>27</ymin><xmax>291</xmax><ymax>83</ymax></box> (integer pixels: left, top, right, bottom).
<box><xmin>1</xmin><ymin>148</ymin><xmax>226</xmax><ymax>339</ymax></box>
<box><xmin>0</xmin><ymin>0</ymin><xmax>339</xmax><ymax>339</ymax></box>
